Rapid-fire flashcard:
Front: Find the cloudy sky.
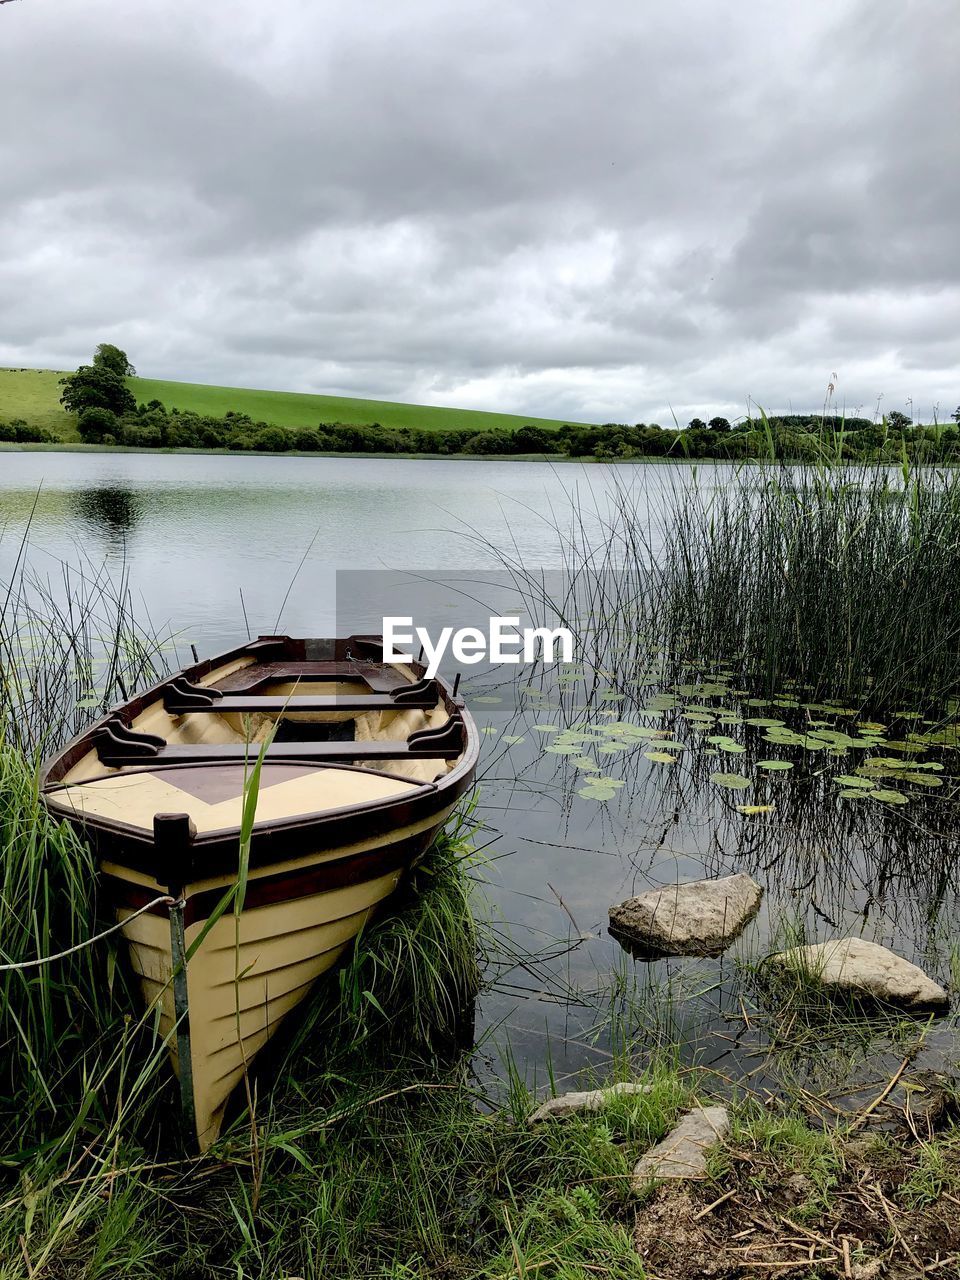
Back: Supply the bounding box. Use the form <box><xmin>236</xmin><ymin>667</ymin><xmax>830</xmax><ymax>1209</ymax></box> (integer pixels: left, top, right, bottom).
<box><xmin>1</xmin><ymin>0</ymin><xmax>957</xmax><ymax>424</ymax></box>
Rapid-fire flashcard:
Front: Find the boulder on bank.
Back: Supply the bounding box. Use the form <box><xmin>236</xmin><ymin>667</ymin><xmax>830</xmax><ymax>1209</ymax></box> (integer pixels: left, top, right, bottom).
<box><xmin>609</xmin><ymin>873</ymin><xmax>762</xmax><ymax>957</ymax></box>
<box><xmin>528</xmin><ymin>1081</ymin><xmax>652</xmax><ymax>1123</ymax></box>
<box><xmin>769</xmin><ymin>937</ymin><xmax>949</xmax><ymax>1012</ymax></box>
<box><xmin>632</xmin><ymin>1105</ymin><xmax>730</xmax><ymax>1186</ymax></box>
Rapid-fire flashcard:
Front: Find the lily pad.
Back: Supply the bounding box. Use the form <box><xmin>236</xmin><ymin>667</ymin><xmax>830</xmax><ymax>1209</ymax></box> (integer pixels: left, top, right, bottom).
<box><xmin>710</xmin><ymin>772</ymin><xmax>751</xmax><ymax>790</ymax></box>
<box><xmin>871</xmin><ymin>788</ymin><xmax>910</xmax><ymax>804</ymax></box>
<box><xmin>577</xmin><ymin>785</ymin><xmax>617</xmax><ymax>801</ymax></box>
<box><xmin>756</xmin><ymin>760</ymin><xmax>794</xmax><ymax>771</ymax></box>
<box><xmin>737</xmin><ymin>804</ymin><xmax>774</xmax><ymax>814</ymax></box>
<box><xmin>644</xmin><ymin>750</ymin><xmax>680</xmax><ymax>763</ymax></box>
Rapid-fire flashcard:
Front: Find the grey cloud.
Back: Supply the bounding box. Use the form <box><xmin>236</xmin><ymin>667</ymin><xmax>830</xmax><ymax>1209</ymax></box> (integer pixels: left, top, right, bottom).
<box><xmin>0</xmin><ymin>0</ymin><xmax>957</xmax><ymax>423</ymax></box>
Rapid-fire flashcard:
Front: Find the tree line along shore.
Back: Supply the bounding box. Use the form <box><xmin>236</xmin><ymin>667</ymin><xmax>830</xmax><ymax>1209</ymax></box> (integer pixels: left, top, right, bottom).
<box><xmin>2</xmin><ymin>344</ymin><xmax>958</xmax><ymax>461</ymax></box>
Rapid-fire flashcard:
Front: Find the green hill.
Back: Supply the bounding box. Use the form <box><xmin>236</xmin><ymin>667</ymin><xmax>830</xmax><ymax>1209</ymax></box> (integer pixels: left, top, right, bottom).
<box><xmin>0</xmin><ymin>367</ymin><xmax>585</xmax><ymax>441</ymax></box>
<box><xmin>0</xmin><ymin>369</ymin><xmax>78</xmax><ymax>438</ymax></box>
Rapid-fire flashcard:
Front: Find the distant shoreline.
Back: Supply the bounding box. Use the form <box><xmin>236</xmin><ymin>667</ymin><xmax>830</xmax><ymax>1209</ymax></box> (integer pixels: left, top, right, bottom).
<box><xmin>0</xmin><ymin>442</ymin><xmax>751</xmax><ymax>464</ymax></box>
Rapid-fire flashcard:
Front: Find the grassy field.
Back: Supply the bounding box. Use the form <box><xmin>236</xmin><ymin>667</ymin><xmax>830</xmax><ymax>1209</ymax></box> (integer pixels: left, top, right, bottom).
<box><xmin>0</xmin><ymin>368</ymin><xmax>78</xmax><ymax>438</ymax></box>
<box><xmin>0</xmin><ymin>366</ymin><xmax>584</xmax><ymax>439</ymax></box>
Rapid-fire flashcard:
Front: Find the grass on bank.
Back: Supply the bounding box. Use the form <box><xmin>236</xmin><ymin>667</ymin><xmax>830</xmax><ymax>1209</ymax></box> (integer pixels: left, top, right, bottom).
<box><xmin>0</xmin><ymin>366</ymin><xmax>583</xmax><ymax>442</ymax></box>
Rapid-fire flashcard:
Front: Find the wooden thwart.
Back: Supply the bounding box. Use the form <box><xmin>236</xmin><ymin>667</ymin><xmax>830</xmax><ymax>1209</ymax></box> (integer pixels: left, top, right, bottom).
<box><xmin>93</xmin><ymin>715</ymin><xmax>465</xmax><ymax>766</ymax></box>
<box><xmin>162</xmin><ymin>675</ymin><xmax>440</xmax><ymax>715</ymax></box>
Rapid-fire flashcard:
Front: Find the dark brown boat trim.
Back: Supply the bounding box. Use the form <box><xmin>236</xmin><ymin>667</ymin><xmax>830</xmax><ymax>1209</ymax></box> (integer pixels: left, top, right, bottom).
<box><xmin>40</xmin><ymin>634</ymin><xmax>480</xmax><ymax>883</ymax></box>
<box><xmin>60</xmin><ymin>763</ymin><xmax>472</xmax><ymax>881</ymax></box>
<box><xmin>105</xmin><ymin>828</ymin><xmax>434</xmax><ymax>926</ymax></box>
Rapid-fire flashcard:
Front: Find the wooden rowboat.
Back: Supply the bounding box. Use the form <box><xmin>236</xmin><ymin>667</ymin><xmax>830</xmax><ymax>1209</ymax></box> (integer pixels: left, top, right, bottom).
<box><xmin>40</xmin><ymin>635</ymin><xmax>479</xmax><ymax>1150</ymax></box>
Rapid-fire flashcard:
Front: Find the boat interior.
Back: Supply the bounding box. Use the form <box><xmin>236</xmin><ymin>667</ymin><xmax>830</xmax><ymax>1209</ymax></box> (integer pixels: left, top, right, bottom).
<box><xmin>43</xmin><ymin>650</ymin><xmax>470</xmax><ymax>836</ymax></box>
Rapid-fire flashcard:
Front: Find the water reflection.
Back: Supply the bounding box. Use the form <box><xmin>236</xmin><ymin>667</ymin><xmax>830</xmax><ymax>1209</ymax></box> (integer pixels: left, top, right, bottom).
<box><xmin>72</xmin><ymin>485</ymin><xmax>143</xmax><ymax>542</ymax></box>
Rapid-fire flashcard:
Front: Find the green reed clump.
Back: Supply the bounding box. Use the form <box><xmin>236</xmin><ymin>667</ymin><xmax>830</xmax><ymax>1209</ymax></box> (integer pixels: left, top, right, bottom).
<box><xmin>481</xmin><ymin>458</ymin><xmax>960</xmax><ymax>710</ymax></box>
<box><xmin>644</xmin><ymin>461</ymin><xmax>960</xmax><ymax>708</ymax></box>
<box><xmin>0</xmin><ymin>537</ymin><xmax>180</xmax><ymax>1165</ymax></box>
<box><xmin>0</xmin><ymin>540</ymin><xmax>174</xmax><ymax>753</ymax></box>
<box><xmin>0</xmin><ymin>742</ymin><xmax>173</xmax><ymax>1162</ymax></box>
<box><xmin>488</xmin><ymin>459</ymin><xmax>960</xmax><ymax>713</ymax></box>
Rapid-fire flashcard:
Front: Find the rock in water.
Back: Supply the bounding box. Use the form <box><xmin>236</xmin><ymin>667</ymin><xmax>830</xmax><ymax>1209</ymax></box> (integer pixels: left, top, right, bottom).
<box><xmin>609</xmin><ymin>873</ymin><xmax>762</xmax><ymax>957</ymax></box>
<box><xmin>632</xmin><ymin>1105</ymin><xmax>731</xmax><ymax>1185</ymax></box>
<box><xmin>528</xmin><ymin>1081</ymin><xmax>652</xmax><ymax>1123</ymax></box>
<box><xmin>769</xmin><ymin>937</ymin><xmax>949</xmax><ymax>1012</ymax></box>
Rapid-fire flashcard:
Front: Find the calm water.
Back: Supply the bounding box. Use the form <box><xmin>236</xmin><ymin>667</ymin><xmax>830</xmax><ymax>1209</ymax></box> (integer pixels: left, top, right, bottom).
<box><xmin>0</xmin><ymin>451</ymin><xmax>639</xmax><ymax>643</ymax></box>
<box><xmin>1</xmin><ymin>450</ymin><xmax>957</xmax><ymax>1098</ymax></box>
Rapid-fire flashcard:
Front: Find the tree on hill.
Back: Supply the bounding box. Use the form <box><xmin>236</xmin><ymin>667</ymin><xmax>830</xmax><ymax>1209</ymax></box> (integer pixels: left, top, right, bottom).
<box><xmin>60</xmin><ymin>344</ymin><xmax>136</xmax><ymax>417</ymax></box>
<box><xmin>60</xmin><ymin>365</ymin><xmax>135</xmax><ymax>416</ymax></box>
<box><xmin>93</xmin><ymin>343</ymin><xmax>136</xmax><ymax>378</ymax></box>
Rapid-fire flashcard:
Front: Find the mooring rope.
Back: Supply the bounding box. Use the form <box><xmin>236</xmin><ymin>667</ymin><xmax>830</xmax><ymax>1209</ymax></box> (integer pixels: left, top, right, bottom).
<box><xmin>0</xmin><ymin>895</ymin><xmax>177</xmax><ymax>973</ymax></box>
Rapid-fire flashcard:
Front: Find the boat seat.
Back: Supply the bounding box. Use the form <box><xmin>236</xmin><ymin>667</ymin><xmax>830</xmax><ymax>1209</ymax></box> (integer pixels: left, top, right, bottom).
<box><xmin>214</xmin><ymin>661</ymin><xmax>408</xmax><ymax>695</ymax></box>
<box><xmin>162</xmin><ymin>675</ymin><xmax>441</xmax><ymax>715</ymax></box>
<box><xmin>93</xmin><ymin>715</ymin><xmax>465</xmax><ymax>767</ymax></box>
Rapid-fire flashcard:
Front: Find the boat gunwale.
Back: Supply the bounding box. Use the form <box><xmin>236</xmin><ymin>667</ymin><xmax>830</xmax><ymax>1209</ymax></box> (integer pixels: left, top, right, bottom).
<box><xmin>39</xmin><ymin>635</ymin><xmax>480</xmax><ymax>877</ymax></box>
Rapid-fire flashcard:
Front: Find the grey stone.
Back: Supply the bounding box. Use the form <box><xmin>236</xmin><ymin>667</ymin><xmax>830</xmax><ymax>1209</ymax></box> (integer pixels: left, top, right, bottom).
<box><xmin>528</xmin><ymin>1081</ymin><xmax>652</xmax><ymax>1123</ymax></box>
<box><xmin>769</xmin><ymin>937</ymin><xmax>949</xmax><ymax>1012</ymax></box>
<box><xmin>609</xmin><ymin>874</ymin><xmax>762</xmax><ymax>957</ymax></box>
<box><xmin>632</xmin><ymin>1105</ymin><xmax>731</xmax><ymax>1186</ymax></box>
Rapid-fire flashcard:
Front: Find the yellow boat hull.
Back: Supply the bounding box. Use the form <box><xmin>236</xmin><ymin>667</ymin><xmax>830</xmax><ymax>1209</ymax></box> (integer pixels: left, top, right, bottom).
<box><xmin>40</xmin><ymin>635</ymin><xmax>479</xmax><ymax>1148</ymax></box>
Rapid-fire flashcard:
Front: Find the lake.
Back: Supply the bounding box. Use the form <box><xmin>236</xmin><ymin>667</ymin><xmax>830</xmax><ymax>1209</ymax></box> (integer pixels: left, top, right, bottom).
<box><xmin>2</xmin><ymin>449</ymin><xmax>957</xmax><ymax>1100</ymax></box>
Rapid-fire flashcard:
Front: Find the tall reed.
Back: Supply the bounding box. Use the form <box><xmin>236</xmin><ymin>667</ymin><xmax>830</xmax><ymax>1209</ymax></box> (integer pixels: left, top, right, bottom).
<box><xmin>0</xmin><ymin>541</ymin><xmax>175</xmax><ymax>753</ymax></box>
<box><xmin>479</xmin><ymin>460</ymin><xmax>960</xmax><ymax>712</ymax></box>
<box><xmin>645</xmin><ymin>461</ymin><xmax>960</xmax><ymax>707</ymax></box>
